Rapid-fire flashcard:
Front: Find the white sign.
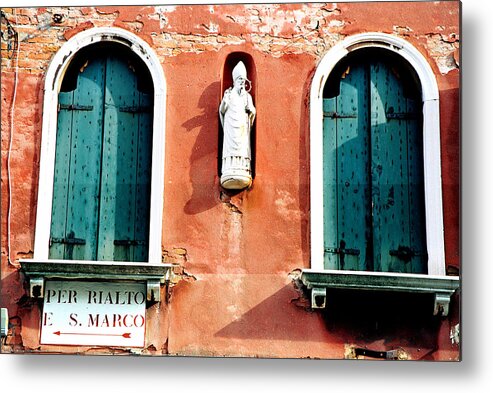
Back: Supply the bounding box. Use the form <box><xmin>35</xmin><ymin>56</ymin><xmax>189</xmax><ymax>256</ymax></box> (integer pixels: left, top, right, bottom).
<box><xmin>41</xmin><ymin>281</ymin><xmax>146</xmax><ymax>347</ymax></box>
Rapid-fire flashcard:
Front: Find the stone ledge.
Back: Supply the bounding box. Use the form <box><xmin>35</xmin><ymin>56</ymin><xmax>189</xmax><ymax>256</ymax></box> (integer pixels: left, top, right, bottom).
<box><xmin>300</xmin><ymin>269</ymin><xmax>460</xmax><ymax>316</ymax></box>
<box><xmin>19</xmin><ymin>259</ymin><xmax>180</xmax><ymax>303</ymax></box>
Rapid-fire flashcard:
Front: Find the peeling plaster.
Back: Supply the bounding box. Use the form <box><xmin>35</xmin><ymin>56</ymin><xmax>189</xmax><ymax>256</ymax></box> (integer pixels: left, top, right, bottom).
<box><xmin>220</xmin><ymin>191</ymin><xmax>243</xmax><ymax>215</ymax></box>
<box><xmin>95</xmin><ymin>8</ymin><xmax>120</xmax><ymax>17</ymax></box>
<box><xmin>274</xmin><ymin>189</ymin><xmax>300</xmax><ymax>220</ymax></box>
<box><xmin>200</xmin><ymin>22</ymin><xmax>219</xmax><ymax>33</ymax></box>
<box><xmin>344</xmin><ymin>344</ymin><xmax>356</xmax><ymax>359</ymax></box>
<box><xmin>393</xmin><ymin>25</ymin><xmax>413</xmax><ymax>35</ymax></box>
<box><xmin>426</xmin><ymin>32</ymin><xmax>460</xmax><ymax>74</ymax></box>
<box><xmin>436</xmin><ymin>54</ymin><xmax>459</xmax><ymax>75</ymax></box>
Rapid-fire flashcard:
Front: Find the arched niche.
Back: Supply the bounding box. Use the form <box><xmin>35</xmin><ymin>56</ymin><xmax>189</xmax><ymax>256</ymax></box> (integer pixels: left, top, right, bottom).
<box><xmin>218</xmin><ymin>52</ymin><xmax>257</xmax><ymax>185</ymax></box>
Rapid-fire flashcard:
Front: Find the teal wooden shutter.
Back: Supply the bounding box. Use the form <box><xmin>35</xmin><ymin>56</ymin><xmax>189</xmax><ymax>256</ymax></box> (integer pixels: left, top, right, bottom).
<box><xmin>323</xmin><ymin>64</ymin><xmax>370</xmax><ymax>271</ymax></box>
<box><xmin>370</xmin><ymin>60</ymin><xmax>426</xmax><ymax>273</ymax></box>
<box><xmin>323</xmin><ymin>54</ymin><xmax>427</xmax><ymax>273</ymax></box>
<box><xmin>49</xmin><ymin>58</ymin><xmax>105</xmax><ymax>260</ymax></box>
<box><xmin>98</xmin><ymin>54</ymin><xmax>152</xmax><ymax>262</ymax></box>
<box><xmin>49</xmin><ymin>50</ymin><xmax>152</xmax><ymax>262</ymax></box>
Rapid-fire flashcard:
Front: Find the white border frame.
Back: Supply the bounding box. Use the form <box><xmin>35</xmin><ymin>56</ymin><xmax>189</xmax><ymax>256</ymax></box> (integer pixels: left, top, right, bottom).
<box><xmin>310</xmin><ymin>32</ymin><xmax>445</xmax><ymax>276</ymax></box>
<box><xmin>33</xmin><ymin>27</ymin><xmax>166</xmax><ymax>264</ymax></box>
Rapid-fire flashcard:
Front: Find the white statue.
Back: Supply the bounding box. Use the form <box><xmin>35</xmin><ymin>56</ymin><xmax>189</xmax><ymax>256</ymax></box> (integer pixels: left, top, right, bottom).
<box><xmin>219</xmin><ymin>61</ymin><xmax>256</xmax><ymax>189</ymax></box>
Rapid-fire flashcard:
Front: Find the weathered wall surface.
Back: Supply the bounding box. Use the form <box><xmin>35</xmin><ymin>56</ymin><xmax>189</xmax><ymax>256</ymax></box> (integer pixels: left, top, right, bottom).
<box><xmin>1</xmin><ymin>2</ymin><xmax>460</xmax><ymax>359</ymax></box>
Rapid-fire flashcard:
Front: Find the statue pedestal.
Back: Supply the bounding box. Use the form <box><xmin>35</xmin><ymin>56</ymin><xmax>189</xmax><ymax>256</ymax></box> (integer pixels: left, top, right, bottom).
<box><xmin>221</xmin><ymin>156</ymin><xmax>252</xmax><ymax>189</ymax></box>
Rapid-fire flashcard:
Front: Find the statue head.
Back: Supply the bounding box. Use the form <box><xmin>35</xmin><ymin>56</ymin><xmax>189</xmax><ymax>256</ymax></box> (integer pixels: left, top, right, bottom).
<box><xmin>232</xmin><ymin>61</ymin><xmax>250</xmax><ymax>93</ymax></box>
<box><xmin>232</xmin><ymin>61</ymin><xmax>247</xmax><ymax>81</ymax></box>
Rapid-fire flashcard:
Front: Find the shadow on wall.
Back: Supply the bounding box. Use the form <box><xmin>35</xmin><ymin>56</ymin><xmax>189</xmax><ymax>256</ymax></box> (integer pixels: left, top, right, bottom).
<box><xmin>213</xmin><ymin>283</ymin><xmax>457</xmax><ymax>359</ymax></box>
<box><xmin>213</xmin><ymin>284</ymin><xmax>339</xmax><ymax>343</ymax></box>
<box><xmin>321</xmin><ymin>289</ymin><xmax>457</xmax><ymax>360</ymax></box>
<box><xmin>182</xmin><ymin>81</ymin><xmax>221</xmax><ymax>215</ymax></box>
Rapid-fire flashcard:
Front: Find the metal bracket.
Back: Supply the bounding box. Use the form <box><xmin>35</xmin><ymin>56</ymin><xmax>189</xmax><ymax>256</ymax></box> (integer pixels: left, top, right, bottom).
<box><xmin>311</xmin><ymin>287</ymin><xmax>327</xmax><ymax>309</ymax></box>
<box><xmin>354</xmin><ymin>347</ymin><xmax>402</xmax><ymax>360</ymax></box>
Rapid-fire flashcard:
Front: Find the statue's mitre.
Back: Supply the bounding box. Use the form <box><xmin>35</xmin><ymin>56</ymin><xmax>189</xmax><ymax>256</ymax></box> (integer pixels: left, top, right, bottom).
<box><xmin>232</xmin><ymin>61</ymin><xmax>247</xmax><ymax>81</ymax></box>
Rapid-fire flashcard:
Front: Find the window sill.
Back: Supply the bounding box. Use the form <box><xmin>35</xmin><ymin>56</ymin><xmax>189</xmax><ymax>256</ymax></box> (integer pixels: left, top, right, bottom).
<box><xmin>300</xmin><ymin>269</ymin><xmax>460</xmax><ymax>316</ymax></box>
<box><xmin>19</xmin><ymin>259</ymin><xmax>180</xmax><ymax>303</ymax></box>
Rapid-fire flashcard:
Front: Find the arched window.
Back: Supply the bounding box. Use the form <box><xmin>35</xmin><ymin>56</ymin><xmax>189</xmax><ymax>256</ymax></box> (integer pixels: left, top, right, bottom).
<box><xmin>49</xmin><ymin>43</ymin><xmax>153</xmax><ymax>262</ymax></box>
<box><xmin>32</xmin><ymin>27</ymin><xmax>166</xmax><ymax>264</ymax></box>
<box><xmin>309</xmin><ymin>33</ymin><xmax>445</xmax><ymax>276</ymax></box>
<box><xmin>303</xmin><ymin>33</ymin><xmax>459</xmax><ymax>314</ymax></box>
<box><xmin>322</xmin><ymin>48</ymin><xmax>426</xmax><ymax>274</ymax></box>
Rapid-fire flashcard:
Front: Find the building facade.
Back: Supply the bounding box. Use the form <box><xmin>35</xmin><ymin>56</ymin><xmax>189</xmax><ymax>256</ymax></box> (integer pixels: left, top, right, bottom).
<box><xmin>1</xmin><ymin>1</ymin><xmax>460</xmax><ymax>359</ymax></box>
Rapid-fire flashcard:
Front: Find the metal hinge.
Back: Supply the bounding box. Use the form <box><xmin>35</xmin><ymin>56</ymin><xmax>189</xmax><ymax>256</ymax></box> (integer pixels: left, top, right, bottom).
<box><xmin>389</xmin><ymin>246</ymin><xmax>426</xmax><ymax>262</ymax></box>
<box><xmin>385</xmin><ymin>107</ymin><xmax>418</xmax><ymax>120</ymax></box>
<box><xmin>119</xmin><ymin>106</ymin><xmax>152</xmax><ymax>113</ymax></box>
<box><xmin>58</xmin><ymin>104</ymin><xmax>94</xmax><ymax>112</ymax></box>
<box><xmin>385</xmin><ymin>112</ymin><xmax>418</xmax><ymax>120</ymax></box>
<box><xmin>325</xmin><ymin>247</ymin><xmax>360</xmax><ymax>256</ymax></box>
<box><xmin>114</xmin><ymin>239</ymin><xmax>146</xmax><ymax>246</ymax></box>
<box><xmin>323</xmin><ymin>111</ymin><xmax>357</xmax><ymax>119</ymax></box>
<box><xmin>49</xmin><ymin>237</ymin><xmax>86</xmax><ymax>246</ymax></box>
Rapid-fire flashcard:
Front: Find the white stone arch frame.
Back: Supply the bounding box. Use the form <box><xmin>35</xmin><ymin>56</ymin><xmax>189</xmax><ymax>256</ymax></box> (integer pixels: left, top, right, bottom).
<box><xmin>310</xmin><ymin>32</ymin><xmax>445</xmax><ymax>276</ymax></box>
<box><xmin>33</xmin><ymin>27</ymin><xmax>166</xmax><ymax>263</ymax></box>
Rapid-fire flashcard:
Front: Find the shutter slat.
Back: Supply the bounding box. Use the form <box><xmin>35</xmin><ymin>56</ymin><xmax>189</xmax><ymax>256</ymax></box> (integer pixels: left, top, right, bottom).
<box><xmin>323</xmin><ymin>64</ymin><xmax>370</xmax><ymax>271</ymax></box>
<box><xmin>64</xmin><ymin>58</ymin><xmax>105</xmax><ymax>261</ymax></box>
<box><xmin>98</xmin><ymin>54</ymin><xmax>152</xmax><ymax>262</ymax></box>
<box><xmin>133</xmin><ymin>92</ymin><xmax>152</xmax><ymax>262</ymax></box>
<box><xmin>406</xmin><ymin>98</ymin><xmax>427</xmax><ymax>273</ymax></box>
<box><xmin>323</xmin><ymin>97</ymin><xmax>339</xmax><ymax>270</ymax></box>
<box><xmin>336</xmin><ymin>64</ymin><xmax>369</xmax><ymax>271</ymax></box>
<box><xmin>49</xmin><ymin>91</ymin><xmax>74</xmax><ymax>259</ymax></box>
